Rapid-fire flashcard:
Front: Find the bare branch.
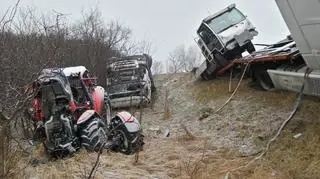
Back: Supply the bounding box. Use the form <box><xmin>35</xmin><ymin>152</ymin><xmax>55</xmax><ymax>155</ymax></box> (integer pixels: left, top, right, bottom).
<box><xmin>1</xmin><ymin>0</ymin><xmax>21</xmax><ymax>32</ymax></box>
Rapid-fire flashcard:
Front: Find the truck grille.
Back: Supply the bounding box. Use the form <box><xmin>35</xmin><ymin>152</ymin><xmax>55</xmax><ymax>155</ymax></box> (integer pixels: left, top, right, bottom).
<box><xmin>113</xmin><ymin>60</ymin><xmax>138</xmax><ymax>70</ymax></box>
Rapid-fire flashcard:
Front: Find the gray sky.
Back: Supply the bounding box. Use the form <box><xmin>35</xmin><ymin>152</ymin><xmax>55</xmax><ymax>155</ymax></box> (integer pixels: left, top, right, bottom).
<box><xmin>1</xmin><ymin>0</ymin><xmax>290</xmax><ymax>63</ymax></box>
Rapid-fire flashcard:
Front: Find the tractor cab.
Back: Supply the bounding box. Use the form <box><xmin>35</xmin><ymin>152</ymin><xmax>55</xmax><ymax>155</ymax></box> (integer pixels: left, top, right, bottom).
<box><xmin>32</xmin><ymin>68</ymin><xmax>73</xmax><ymax>121</ymax></box>
<box><xmin>62</xmin><ymin>66</ymin><xmax>95</xmax><ymax>107</ymax></box>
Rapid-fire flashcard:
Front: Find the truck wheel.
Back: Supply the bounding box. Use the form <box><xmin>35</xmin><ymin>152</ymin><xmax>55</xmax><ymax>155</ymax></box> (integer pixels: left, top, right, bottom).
<box><xmin>201</xmin><ymin>72</ymin><xmax>209</xmax><ymax>80</ymax></box>
<box><xmin>255</xmin><ymin>70</ymin><xmax>275</xmax><ymax>91</ymax></box>
<box><xmin>246</xmin><ymin>41</ymin><xmax>256</xmax><ymax>54</ymax></box>
<box><xmin>80</xmin><ymin>118</ymin><xmax>107</xmax><ymax>152</ymax></box>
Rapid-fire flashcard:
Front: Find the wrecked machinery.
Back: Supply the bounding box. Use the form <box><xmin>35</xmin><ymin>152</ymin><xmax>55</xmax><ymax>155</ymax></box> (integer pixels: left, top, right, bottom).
<box><xmin>195</xmin><ymin>3</ymin><xmax>258</xmax><ymax>80</ymax></box>
<box><xmin>106</xmin><ymin>54</ymin><xmax>155</xmax><ymax>108</ymax></box>
<box><xmin>268</xmin><ymin>0</ymin><xmax>320</xmax><ymax>96</ymax></box>
<box><xmin>30</xmin><ymin>66</ymin><xmax>144</xmax><ymax>156</ymax></box>
<box><xmin>195</xmin><ymin>1</ymin><xmax>320</xmax><ymax>97</ymax></box>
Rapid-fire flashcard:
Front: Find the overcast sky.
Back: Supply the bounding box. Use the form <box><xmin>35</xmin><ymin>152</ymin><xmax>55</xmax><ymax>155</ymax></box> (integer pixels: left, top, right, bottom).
<box><xmin>1</xmin><ymin>0</ymin><xmax>290</xmax><ymax>63</ymax></box>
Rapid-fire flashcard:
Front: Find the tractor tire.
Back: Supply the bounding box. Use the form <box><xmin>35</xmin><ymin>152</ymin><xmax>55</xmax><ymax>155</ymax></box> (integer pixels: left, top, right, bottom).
<box><xmin>80</xmin><ymin>118</ymin><xmax>107</xmax><ymax>152</ymax></box>
<box><xmin>113</xmin><ymin>127</ymin><xmax>144</xmax><ymax>155</ymax></box>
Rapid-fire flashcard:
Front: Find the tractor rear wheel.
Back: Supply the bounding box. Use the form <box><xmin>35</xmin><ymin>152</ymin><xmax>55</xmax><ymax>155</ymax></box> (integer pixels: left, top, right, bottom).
<box><xmin>80</xmin><ymin>118</ymin><xmax>107</xmax><ymax>152</ymax></box>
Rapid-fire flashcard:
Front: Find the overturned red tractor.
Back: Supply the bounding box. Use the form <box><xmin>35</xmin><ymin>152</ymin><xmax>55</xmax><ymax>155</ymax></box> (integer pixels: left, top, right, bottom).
<box><xmin>30</xmin><ymin>66</ymin><xmax>143</xmax><ymax>156</ymax></box>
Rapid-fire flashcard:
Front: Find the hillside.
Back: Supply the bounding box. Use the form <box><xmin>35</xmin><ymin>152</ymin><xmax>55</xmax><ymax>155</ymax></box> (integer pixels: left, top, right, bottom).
<box><xmin>13</xmin><ymin>73</ymin><xmax>320</xmax><ymax>179</ymax></box>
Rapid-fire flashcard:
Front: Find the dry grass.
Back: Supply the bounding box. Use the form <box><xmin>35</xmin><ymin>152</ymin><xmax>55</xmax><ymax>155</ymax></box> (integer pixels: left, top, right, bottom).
<box><xmin>191</xmin><ymin>77</ymin><xmax>320</xmax><ymax>179</ymax></box>
<box><xmin>255</xmin><ymin>98</ymin><xmax>320</xmax><ymax>179</ymax></box>
<box><xmin>232</xmin><ymin>94</ymin><xmax>320</xmax><ymax>179</ymax></box>
<box><xmin>246</xmin><ymin>88</ymin><xmax>296</xmax><ymax>109</ymax></box>
<box><xmin>175</xmin><ymin>120</ymin><xmax>320</xmax><ymax>179</ymax></box>
<box><xmin>193</xmin><ymin>77</ymin><xmax>297</xmax><ymax>110</ymax></box>
<box><xmin>9</xmin><ymin>73</ymin><xmax>320</xmax><ymax>179</ymax></box>
<box><xmin>163</xmin><ymin>109</ymin><xmax>172</xmax><ymax>120</ymax></box>
<box><xmin>192</xmin><ymin>78</ymin><xmax>232</xmax><ymax>104</ymax></box>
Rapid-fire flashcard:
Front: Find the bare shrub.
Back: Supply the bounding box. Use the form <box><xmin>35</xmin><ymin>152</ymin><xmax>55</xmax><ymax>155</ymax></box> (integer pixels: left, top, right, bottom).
<box><xmin>163</xmin><ymin>88</ymin><xmax>171</xmax><ymax>120</ymax></box>
<box><xmin>152</xmin><ymin>60</ymin><xmax>164</xmax><ymax>75</ymax></box>
<box><xmin>180</xmin><ymin>140</ymin><xmax>207</xmax><ymax>179</ymax></box>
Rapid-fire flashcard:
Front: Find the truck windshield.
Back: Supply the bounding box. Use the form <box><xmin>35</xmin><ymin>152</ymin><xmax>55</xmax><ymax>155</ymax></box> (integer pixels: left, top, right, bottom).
<box><xmin>207</xmin><ymin>8</ymin><xmax>245</xmax><ymax>34</ymax></box>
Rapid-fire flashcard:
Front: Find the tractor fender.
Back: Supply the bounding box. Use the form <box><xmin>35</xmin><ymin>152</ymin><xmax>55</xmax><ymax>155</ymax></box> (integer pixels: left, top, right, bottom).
<box><xmin>92</xmin><ymin>86</ymin><xmax>105</xmax><ymax>114</ymax></box>
<box><xmin>115</xmin><ymin>111</ymin><xmax>141</xmax><ymax>133</ymax></box>
<box><xmin>77</xmin><ymin>110</ymin><xmax>95</xmax><ymax>125</ymax></box>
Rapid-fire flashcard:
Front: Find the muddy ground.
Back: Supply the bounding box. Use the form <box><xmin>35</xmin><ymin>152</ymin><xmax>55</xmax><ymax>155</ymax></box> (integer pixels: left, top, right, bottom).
<box><xmin>12</xmin><ymin>73</ymin><xmax>320</xmax><ymax>179</ymax></box>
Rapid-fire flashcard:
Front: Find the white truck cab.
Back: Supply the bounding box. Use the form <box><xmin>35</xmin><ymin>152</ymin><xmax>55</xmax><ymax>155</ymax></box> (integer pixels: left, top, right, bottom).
<box><xmin>195</xmin><ymin>4</ymin><xmax>258</xmax><ymax>79</ymax></box>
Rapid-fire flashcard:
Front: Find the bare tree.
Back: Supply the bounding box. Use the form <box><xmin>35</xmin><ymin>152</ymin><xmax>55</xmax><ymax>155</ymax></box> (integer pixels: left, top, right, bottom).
<box><xmin>167</xmin><ymin>45</ymin><xmax>202</xmax><ymax>73</ymax></box>
<box><xmin>106</xmin><ymin>20</ymin><xmax>132</xmax><ymax>50</ymax></box>
<box><xmin>167</xmin><ymin>45</ymin><xmax>186</xmax><ymax>73</ymax></box>
<box><xmin>167</xmin><ymin>53</ymin><xmax>183</xmax><ymax>73</ymax></box>
<box><xmin>120</xmin><ymin>39</ymin><xmax>154</xmax><ymax>56</ymax></box>
<box><xmin>152</xmin><ymin>60</ymin><xmax>164</xmax><ymax>75</ymax></box>
<box><xmin>185</xmin><ymin>45</ymin><xmax>202</xmax><ymax>71</ymax></box>
<box><xmin>135</xmin><ymin>40</ymin><xmax>154</xmax><ymax>55</ymax></box>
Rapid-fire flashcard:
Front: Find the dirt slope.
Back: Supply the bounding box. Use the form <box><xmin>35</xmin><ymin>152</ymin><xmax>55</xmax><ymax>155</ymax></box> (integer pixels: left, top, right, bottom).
<box><xmin>12</xmin><ymin>72</ymin><xmax>320</xmax><ymax>179</ymax></box>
